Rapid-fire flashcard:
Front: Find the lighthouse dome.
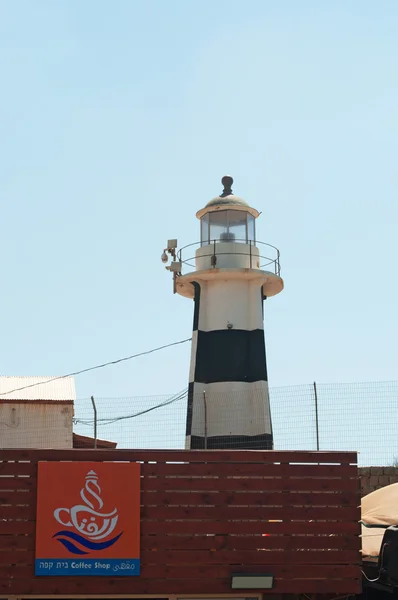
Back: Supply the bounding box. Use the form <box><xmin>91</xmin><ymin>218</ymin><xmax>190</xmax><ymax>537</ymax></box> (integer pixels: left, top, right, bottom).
<box><xmin>196</xmin><ymin>176</ymin><xmax>259</xmax><ymax>219</ymax></box>
<box><xmin>205</xmin><ymin>194</ymin><xmax>250</xmax><ymax>210</ymax></box>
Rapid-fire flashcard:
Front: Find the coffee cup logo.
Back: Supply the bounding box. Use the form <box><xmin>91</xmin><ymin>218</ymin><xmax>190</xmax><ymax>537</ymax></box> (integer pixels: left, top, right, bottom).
<box><xmin>53</xmin><ymin>470</ymin><xmax>122</xmax><ymax>555</ymax></box>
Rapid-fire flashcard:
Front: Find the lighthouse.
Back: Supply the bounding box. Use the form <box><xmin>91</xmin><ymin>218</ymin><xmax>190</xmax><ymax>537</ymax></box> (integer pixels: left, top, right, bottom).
<box><xmin>163</xmin><ymin>176</ymin><xmax>283</xmax><ymax>449</ymax></box>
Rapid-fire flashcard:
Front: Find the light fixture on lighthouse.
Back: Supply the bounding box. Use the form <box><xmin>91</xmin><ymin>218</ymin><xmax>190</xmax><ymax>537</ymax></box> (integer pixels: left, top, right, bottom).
<box><xmin>160</xmin><ymin>239</ymin><xmax>178</xmax><ymax>264</ymax></box>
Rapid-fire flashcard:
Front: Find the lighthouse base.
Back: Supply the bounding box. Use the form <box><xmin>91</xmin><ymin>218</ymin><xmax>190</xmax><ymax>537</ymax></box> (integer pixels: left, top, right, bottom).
<box><xmin>186</xmin><ymin>380</ymin><xmax>273</xmax><ymax>451</ymax></box>
<box><xmin>190</xmin><ymin>432</ymin><xmax>273</xmax><ymax>449</ymax></box>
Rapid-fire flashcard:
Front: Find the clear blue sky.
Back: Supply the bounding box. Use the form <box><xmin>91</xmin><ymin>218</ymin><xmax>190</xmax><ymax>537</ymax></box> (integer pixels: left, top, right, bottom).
<box><xmin>1</xmin><ymin>0</ymin><xmax>397</xmax><ymax>408</ymax></box>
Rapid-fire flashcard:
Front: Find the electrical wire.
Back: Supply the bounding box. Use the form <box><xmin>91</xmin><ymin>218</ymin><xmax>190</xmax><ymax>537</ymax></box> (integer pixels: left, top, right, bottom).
<box><xmin>74</xmin><ymin>389</ymin><xmax>188</xmax><ymax>427</ymax></box>
<box><xmin>361</xmin><ymin>541</ymin><xmax>386</xmax><ymax>584</ymax></box>
<box><xmin>0</xmin><ymin>338</ymin><xmax>192</xmax><ymax>398</ymax></box>
<box><xmin>96</xmin><ymin>390</ymin><xmax>188</xmax><ymax>425</ymax></box>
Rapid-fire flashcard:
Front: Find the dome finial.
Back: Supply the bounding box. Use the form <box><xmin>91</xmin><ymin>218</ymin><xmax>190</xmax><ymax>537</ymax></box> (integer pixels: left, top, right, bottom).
<box><xmin>220</xmin><ymin>175</ymin><xmax>233</xmax><ymax>198</ymax></box>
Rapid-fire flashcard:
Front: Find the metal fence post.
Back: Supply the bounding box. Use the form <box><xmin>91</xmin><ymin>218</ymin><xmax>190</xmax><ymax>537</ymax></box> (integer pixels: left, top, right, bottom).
<box><xmin>203</xmin><ymin>391</ymin><xmax>208</xmax><ymax>449</ymax></box>
<box><xmin>313</xmin><ymin>382</ymin><xmax>320</xmax><ymax>451</ymax></box>
<box><xmin>91</xmin><ymin>395</ymin><xmax>97</xmax><ymax>449</ymax></box>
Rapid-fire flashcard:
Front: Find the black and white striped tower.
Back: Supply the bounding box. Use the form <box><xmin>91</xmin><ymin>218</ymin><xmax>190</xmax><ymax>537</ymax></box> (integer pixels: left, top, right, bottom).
<box><xmin>164</xmin><ymin>176</ymin><xmax>283</xmax><ymax>449</ymax></box>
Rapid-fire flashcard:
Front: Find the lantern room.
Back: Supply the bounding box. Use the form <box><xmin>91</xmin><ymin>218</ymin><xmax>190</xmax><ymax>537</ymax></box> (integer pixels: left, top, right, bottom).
<box><xmin>200</xmin><ymin>209</ymin><xmax>256</xmax><ymax>245</ymax></box>
<box><xmin>197</xmin><ymin>176</ymin><xmax>259</xmax><ymax>247</ymax></box>
<box><xmin>194</xmin><ymin>175</ymin><xmax>262</xmax><ymax>271</ymax></box>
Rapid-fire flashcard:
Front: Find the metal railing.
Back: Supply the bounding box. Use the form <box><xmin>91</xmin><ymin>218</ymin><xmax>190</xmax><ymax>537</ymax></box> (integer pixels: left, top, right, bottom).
<box><xmin>177</xmin><ymin>239</ymin><xmax>281</xmax><ymax>276</ymax></box>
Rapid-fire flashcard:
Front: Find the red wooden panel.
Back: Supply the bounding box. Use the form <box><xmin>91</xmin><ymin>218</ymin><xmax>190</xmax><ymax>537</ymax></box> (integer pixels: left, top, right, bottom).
<box><xmin>142</xmin><ymin>474</ymin><xmax>350</xmax><ymax>492</ymax></box>
<box><xmin>142</xmin><ymin>533</ymin><xmax>360</xmax><ymax>550</ymax></box>
<box><xmin>141</xmin><ymin>490</ymin><xmax>360</xmax><ymax>507</ymax></box>
<box><xmin>0</xmin><ymin>449</ymin><xmax>361</xmax><ymax>597</ymax></box>
<box><xmin>0</xmin><ymin>448</ymin><xmax>358</xmax><ymax>464</ymax></box>
<box><xmin>0</xmin><ymin>504</ymin><xmax>36</xmax><ymax>519</ymax></box>
<box><xmin>142</xmin><ymin>505</ymin><xmax>359</xmax><ymax>520</ymax></box>
<box><xmin>0</xmin><ymin>462</ymin><xmax>37</xmax><ymax>476</ymax></box>
<box><xmin>0</xmin><ymin>550</ymin><xmax>34</xmax><ymax>564</ymax></box>
<box><xmin>0</xmin><ymin>537</ymin><xmax>360</xmax><ymax>566</ymax></box>
<box><xmin>140</xmin><ymin>563</ymin><xmax>360</xmax><ymax>579</ymax></box>
<box><xmin>141</xmin><ymin>521</ymin><xmax>360</xmax><ymax>535</ymax></box>
<box><xmin>142</xmin><ymin>477</ymin><xmax>360</xmax><ymax>493</ymax></box>
<box><xmin>140</xmin><ymin>549</ymin><xmax>360</xmax><ymax>565</ymax></box>
<box><xmin>143</xmin><ymin>476</ymin><xmax>358</xmax><ymax>493</ymax></box>
<box><xmin>0</xmin><ymin>563</ymin><xmax>359</xmax><ymax>581</ymax></box>
<box><xmin>0</xmin><ymin>576</ymin><xmax>362</xmax><ymax>595</ymax></box>
<box><xmin>0</xmin><ymin>478</ymin><xmax>35</xmax><ymax>490</ymax></box>
<box><xmin>0</xmin><ymin>564</ymin><xmax>34</xmax><ymax>578</ymax></box>
<box><xmin>142</xmin><ymin>462</ymin><xmax>358</xmax><ymax>478</ymax></box>
<box><xmin>0</xmin><ymin>521</ymin><xmax>35</xmax><ymax>534</ymax></box>
<box><xmin>0</xmin><ymin>535</ymin><xmax>34</xmax><ymax>550</ymax></box>
<box><xmin>0</xmin><ymin>490</ymin><xmax>35</xmax><ymax>503</ymax></box>
<box><xmin>144</xmin><ymin>472</ymin><xmax>357</xmax><ymax>492</ymax></box>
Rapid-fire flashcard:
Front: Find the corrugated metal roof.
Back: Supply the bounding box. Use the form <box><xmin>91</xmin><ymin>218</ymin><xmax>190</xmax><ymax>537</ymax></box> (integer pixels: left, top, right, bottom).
<box><xmin>0</xmin><ymin>376</ymin><xmax>76</xmax><ymax>401</ymax></box>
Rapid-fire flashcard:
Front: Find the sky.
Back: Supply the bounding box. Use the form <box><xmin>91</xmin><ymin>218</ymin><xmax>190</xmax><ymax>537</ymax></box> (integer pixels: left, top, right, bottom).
<box><xmin>0</xmin><ymin>1</ymin><xmax>397</xmax><ymax>452</ymax></box>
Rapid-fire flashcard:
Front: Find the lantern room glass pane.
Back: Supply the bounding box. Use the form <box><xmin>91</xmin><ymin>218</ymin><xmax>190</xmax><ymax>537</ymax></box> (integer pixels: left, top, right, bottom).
<box><xmin>209</xmin><ymin>211</ymin><xmax>228</xmax><ymax>241</ymax></box>
<box><xmin>228</xmin><ymin>210</ymin><xmax>247</xmax><ymax>243</ymax></box>
<box><xmin>201</xmin><ymin>214</ymin><xmax>209</xmax><ymax>245</ymax></box>
<box><xmin>247</xmin><ymin>214</ymin><xmax>255</xmax><ymax>242</ymax></box>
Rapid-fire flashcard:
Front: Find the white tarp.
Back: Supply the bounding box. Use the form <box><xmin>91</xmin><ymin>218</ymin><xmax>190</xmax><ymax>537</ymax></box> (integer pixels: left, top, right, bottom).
<box><xmin>362</xmin><ymin>483</ymin><xmax>398</xmax><ymax>557</ymax></box>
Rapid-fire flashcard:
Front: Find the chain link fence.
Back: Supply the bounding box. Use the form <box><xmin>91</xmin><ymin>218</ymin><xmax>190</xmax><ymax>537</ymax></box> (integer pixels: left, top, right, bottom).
<box><xmin>70</xmin><ymin>380</ymin><xmax>398</xmax><ymax>466</ymax></box>
<box><xmin>0</xmin><ymin>380</ymin><xmax>396</xmax><ymax>465</ymax></box>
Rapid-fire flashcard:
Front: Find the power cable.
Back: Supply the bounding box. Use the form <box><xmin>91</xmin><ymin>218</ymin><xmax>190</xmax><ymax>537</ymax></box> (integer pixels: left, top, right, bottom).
<box><xmin>0</xmin><ymin>338</ymin><xmax>191</xmax><ymax>398</ymax></box>
<box><xmin>74</xmin><ymin>389</ymin><xmax>188</xmax><ymax>427</ymax></box>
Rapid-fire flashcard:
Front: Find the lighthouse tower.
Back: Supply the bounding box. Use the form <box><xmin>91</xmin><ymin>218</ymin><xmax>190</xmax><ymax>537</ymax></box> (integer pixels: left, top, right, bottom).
<box><xmin>163</xmin><ymin>176</ymin><xmax>283</xmax><ymax>449</ymax></box>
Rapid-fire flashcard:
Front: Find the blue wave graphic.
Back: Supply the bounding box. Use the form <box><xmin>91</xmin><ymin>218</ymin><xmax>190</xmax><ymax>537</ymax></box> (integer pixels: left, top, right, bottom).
<box><xmin>53</xmin><ymin>530</ymin><xmax>123</xmax><ymax>555</ymax></box>
<box><xmin>56</xmin><ymin>538</ymin><xmax>89</xmax><ymax>555</ymax></box>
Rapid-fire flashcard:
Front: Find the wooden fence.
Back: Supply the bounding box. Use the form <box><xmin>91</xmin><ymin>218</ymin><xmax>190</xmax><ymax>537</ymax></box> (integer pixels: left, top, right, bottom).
<box><xmin>0</xmin><ymin>449</ymin><xmax>361</xmax><ymax>596</ymax></box>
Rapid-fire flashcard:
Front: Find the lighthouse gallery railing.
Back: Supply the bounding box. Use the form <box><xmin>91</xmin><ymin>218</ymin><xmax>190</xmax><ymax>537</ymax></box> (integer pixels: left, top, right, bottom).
<box><xmin>177</xmin><ymin>239</ymin><xmax>281</xmax><ymax>276</ymax></box>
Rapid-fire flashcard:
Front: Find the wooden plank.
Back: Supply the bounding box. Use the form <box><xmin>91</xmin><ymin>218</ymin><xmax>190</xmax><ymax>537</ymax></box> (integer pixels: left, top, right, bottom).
<box><xmin>0</xmin><ymin>504</ymin><xmax>36</xmax><ymax>519</ymax></box>
<box><xmin>0</xmin><ymin>505</ymin><xmax>360</xmax><ymax>532</ymax></box>
<box><xmin>0</xmin><ymin>533</ymin><xmax>360</xmax><ymax>555</ymax></box>
<box><xmin>0</xmin><ymin>575</ymin><xmax>362</xmax><ymax>595</ymax></box>
<box><xmin>0</xmin><ymin>462</ymin><xmax>357</xmax><ymax>482</ymax></box>
<box><xmin>0</xmin><ymin>564</ymin><xmax>34</xmax><ymax>578</ymax></box>
<box><xmin>0</xmin><ymin>478</ymin><xmax>35</xmax><ymax>490</ymax></box>
<box><xmin>0</xmin><ymin>532</ymin><xmax>360</xmax><ymax>554</ymax></box>
<box><xmin>0</xmin><ymin>535</ymin><xmax>34</xmax><ymax>550</ymax></box>
<box><xmin>0</xmin><ymin>462</ymin><xmax>37</xmax><ymax>476</ymax></box>
<box><xmin>0</xmin><ymin>550</ymin><xmax>34</xmax><ymax>564</ymax></box>
<box><xmin>141</xmin><ymin>505</ymin><xmax>359</xmax><ymax>521</ymax></box>
<box><xmin>0</xmin><ymin>449</ymin><xmax>358</xmax><ymax>464</ymax></box>
<box><xmin>141</xmin><ymin>463</ymin><xmax>358</xmax><ymax>483</ymax></box>
<box><xmin>144</xmin><ymin>466</ymin><xmax>357</xmax><ymax>483</ymax></box>
<box><xmin>141</xmin><ymin>521</ymin><xmax>360</xmax><ymax>535</ymax></box>
<box><xmin>0</xmin><ymin>489</ymin><xmax>359</xmax><ymax>510</ymax></box>
<box><xmin>0</xmin><ymin>546</ymin><xmax>361</xmax><ymax>567</ymax></box>
<box><xmin>142</xmin><ymin>462</ymin><xmax>358</xmax><ymax>478</ymax></box>
<box><xmin>140</xmin><ymin>563</ymin><xmax>360</xmax><ymax>579</ymax></box>
<box><xmin>0</xmin><ymin>490</ymin><xmax>35</xmax><ymax>503</ymax></box>
<box><xmin>0</xmin><ymin>563</ymin><xmax>360</xmax><ymax>581</ymax></box>
<box><xmin>140</xmin><ymin>548</ymin><xmax>360</xmax><ymax>565</ymax></box>
<box><xmin>0</xmin><ymin>521</ymin><xmax>35</xmax><ymax>534</ymax></box>
<box><xmin>143</xmin><ymin>476</ymin><xmax>358</xmax><ymax>492</ymax></box>
<box><xmin>141</xmin><ymin>490</ymin><xmax>360</xmax><ymax>507</ymax></box>
<box><xmin>141</xmin><ymin>533</ymin><xmax>360</xmax><ymax>551</ymax></box>
<box><xmin>143</xmin><ymin>475</ymin><xmax>358</xmax><ymax>492</ymax></box>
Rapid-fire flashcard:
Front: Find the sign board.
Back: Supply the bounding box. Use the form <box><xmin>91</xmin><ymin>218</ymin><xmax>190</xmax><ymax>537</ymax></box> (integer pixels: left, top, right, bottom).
<box><xmin>35</xmin><ymin>461</ymin><xmax>140</xmax><ymax>576</ymax></box>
